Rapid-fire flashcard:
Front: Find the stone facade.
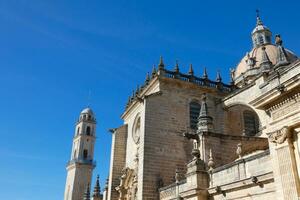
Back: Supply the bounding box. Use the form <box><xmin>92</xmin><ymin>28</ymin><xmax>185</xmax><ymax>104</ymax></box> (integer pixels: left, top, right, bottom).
<box><xmin>66</xmin><ymin>14</ymin><xmax>300</xmax><ymax>200</ymax></box>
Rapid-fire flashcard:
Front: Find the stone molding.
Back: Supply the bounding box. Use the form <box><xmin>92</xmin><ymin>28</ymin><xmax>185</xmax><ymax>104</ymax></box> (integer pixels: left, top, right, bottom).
<box><xmin>266</xmin><ymin>92</ymin><xmax>300</xmax><ymax>113</ymax></box>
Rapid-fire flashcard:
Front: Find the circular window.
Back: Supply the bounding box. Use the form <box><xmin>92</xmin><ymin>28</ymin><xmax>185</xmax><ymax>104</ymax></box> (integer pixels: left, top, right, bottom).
<box><xmin>132</xmin><ymin>116</ymin><xmax>141</xmax><ymax>144</ymax></box>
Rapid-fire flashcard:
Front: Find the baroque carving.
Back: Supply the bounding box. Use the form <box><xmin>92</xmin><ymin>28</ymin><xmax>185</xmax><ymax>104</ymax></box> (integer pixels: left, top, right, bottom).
<box><xmin>268</xmin><ymin>126</ymin><xmax>289</xmax><ymax>144</ymax></box>
<box><xmin>116</xmin><ymin>167</ymin><xmax>138</xmax><ymax>200</ymax></box>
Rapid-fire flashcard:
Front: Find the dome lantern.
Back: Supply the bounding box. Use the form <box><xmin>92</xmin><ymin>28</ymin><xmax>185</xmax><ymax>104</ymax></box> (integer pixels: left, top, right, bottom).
<box><xmin>251</xmin><ymin>10</ymin><xmax>272</xmax><ymax>48</ymax></box>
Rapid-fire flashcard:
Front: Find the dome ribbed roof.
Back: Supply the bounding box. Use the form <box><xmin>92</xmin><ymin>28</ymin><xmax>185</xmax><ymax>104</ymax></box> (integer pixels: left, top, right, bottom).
<box><xmin>235</xmin><ymin>44</ymin><xmax>297</xmax><ymax>78</ymax></box>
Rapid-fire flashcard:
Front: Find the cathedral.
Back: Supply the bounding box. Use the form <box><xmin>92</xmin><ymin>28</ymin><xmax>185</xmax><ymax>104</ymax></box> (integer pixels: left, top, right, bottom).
<box><xmin>64</xmin><ymin>13</ymin><xmax>300</xmax><ymax>200</ymax></box>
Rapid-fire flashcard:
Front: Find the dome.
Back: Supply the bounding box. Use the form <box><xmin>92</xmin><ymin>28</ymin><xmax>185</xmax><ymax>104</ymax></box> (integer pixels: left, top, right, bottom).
<box><xmin>79</xmin><ymin>107</ymin><xmax>96</xmax><ymax>122</ymax></box>
<box><xmin>81</xmin><ymin>107</ymin><xmax>94</xmax><ymax>115</ymax></box>
<box><xmin>235</xmin><ymin>44</ymin><xmax>298</xmax><ymax>78</ymax></box>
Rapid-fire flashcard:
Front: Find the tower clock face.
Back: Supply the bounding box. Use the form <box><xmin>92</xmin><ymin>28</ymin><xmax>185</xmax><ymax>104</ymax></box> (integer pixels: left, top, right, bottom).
<box><xmin>132</xmin><ymin>117</ymin><xmax>141</xmax><ymax>144</ymax></box>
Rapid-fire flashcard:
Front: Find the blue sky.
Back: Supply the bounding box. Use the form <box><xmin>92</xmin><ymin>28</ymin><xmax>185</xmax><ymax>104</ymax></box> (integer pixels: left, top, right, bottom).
<box><xmin>0</xmin><ymin>0</ymin><xmax>300</xmax><ymax>199</ymax></box>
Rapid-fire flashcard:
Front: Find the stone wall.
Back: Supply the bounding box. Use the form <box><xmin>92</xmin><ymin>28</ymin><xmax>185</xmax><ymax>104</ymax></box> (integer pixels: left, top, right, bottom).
<box><xmin>107</xmin><ymin>125</ymin><xmax>128</xmax><ymax>200</ymax></box>
<box><xmin>141</xmin><ymin>77</ymin><xmax>228</xmax><ymax>199</ymax></box>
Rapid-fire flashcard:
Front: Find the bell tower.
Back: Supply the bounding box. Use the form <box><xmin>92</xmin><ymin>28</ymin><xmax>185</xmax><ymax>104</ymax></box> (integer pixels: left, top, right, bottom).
<box><xmin>64</xmin><ymin>108</ymin><xmax>97</xmax><ymax>200</ymax></box>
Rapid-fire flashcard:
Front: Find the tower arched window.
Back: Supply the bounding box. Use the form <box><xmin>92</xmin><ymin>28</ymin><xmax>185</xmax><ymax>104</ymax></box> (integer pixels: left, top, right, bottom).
<box><xmin>86</xmin><ymin>126</ymin><xmax>91</xmax><ymax>135</ymax></box>
<box><xmin>77</xmin><ymin>127</ymin><xmax>80</xmax><ymax>135</ymax></box>
<box><xmin>190</xmin><ymin>101</ymin><xmax>201</xmax><ymax>129</ymax></box>
<box><xmin>83</xmin><ymin>149</ymin><xmax>88</xmax><ymax>159</ymax></box>
<box><xmin>243</xmin><ymin>110</ymin><xmax>259</xmax><ymax>136</ymax></box>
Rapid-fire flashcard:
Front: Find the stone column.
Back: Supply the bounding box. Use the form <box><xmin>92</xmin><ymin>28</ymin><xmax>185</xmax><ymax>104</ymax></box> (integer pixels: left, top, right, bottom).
<box><xmin>268</xmin><ymin>126</ymin><xmax>300</xmax><ymax>200</ymax></box>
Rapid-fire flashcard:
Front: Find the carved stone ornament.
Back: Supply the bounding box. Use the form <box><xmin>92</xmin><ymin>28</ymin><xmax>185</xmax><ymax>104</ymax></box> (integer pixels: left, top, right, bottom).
<box><xmin>268</xmin><ymin>126</ymin><xmax>289</xmax><ymax>144</ymax></box>
<box><xmin>116</xmin><ymin>167</ymin><xmax>138</xmax><ymax>200</ymax></box>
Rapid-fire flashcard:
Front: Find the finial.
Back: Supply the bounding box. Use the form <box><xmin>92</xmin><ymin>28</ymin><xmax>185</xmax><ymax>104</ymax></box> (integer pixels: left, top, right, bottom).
<box><xmin>145</xmin><ymin>72</ymin><xmax>150</xmax><ymax>84</ymax></box>
<box><xmin>203</xmin><ymin>67</ymin><xmax>208</xmax><ymax>79</ymax></box>
<box><xmin>207</xmin><ymin>149</ymin><xmax>215</xmax><ymax>171</ymax></box>
<box><xmin>126</xmin><ymin>96</ymin><xmax>131</xmax><ymax>107</ymax></box>
<box><xmin>135</xmin><ymin>85</ymin><xmax>140</xmax><ymax>96</ymax></box>
<box><xmin>151</xmin><ymin>65</ymin><xmax>157</xmax><ymax>78</ymax></box>
<box><xmin>131</xmin><ymin>90</ymin><xmax>135</xmax><ymax>100</ymax></box>
<box><xmin>174</xmin><ymin>60</ymin><xmax>179</xmax><ymax>73</ymax></box>
<box><xmin>236</xmin><ymin>143</ymin><xmax>242</xmax><ymax>159</ymax></box>
<box><xmin>256</xmin><ymin>9</ymin><xmax>263</xmax><ymax>26</ymax></box>
<box><xmin>188</xmin><ymin>64</ymin><xmax>194</xmax><ymax>76</ymax></box>
<box><xmin>158</xmin><ymin>56</ymin><xmax>165</xmax><ymax>70</ymax></box>
<box><xmin>216</xmin><ymin>70</ymin><xmax>222</xmax><ymax>82</ymax></box>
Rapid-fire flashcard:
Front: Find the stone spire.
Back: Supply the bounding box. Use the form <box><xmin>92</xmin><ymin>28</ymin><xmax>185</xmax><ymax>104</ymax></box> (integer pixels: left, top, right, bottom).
<box><xmin>174</xmin><ymin>60</ymin><xmax>179</xmax><ymax>73</ymax></box>
<box><xmin>188</xmin><ymin>64</ymin><xmax>194</xmax><ymax>76</ymax></box>
<box><xmin>92</xmin><ymin>175</ymin><xmax>101</xmax><ymax>199</ymax></box>
<box><xmin>203</xmin><ymin>67</ymin><xmax>208</xmax><ymax>79</ymax></box>
<box><xmin>83</xmin><ymin>184</ymin><xmax>91</xmax><ymax>200</ymax></box>
<box><xmin>216</xmin><ymin>71</ymin><xmax>222</xmax><ymax>82</ymax></box>
<box><xmin>197</xmin><ymin>94</ymin><xmax>214</xmax><ymax>133</ymax></box>
<box><xmin>158</xmin><ymin>56</ymin><xmax>165</xmax><ymax>70</ymax></box>
<box><xmin>275</xmin><ymin>34</ymin><xmax>290</xmax><ymax>67</ymax></box>
<box><xmin>260</xmin><ymin>46</ymin><xmax>273</xmax><ymax>73</ymax></box>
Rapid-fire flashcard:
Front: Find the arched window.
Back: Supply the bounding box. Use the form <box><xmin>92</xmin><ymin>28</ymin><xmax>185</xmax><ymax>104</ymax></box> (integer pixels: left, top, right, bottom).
<box><xmin>83</xmin><ymin>149</ymin><xmax>88</xmax><ymax>159</ymax></box>
<box><xmin>77</xmin><ymin>127</ymin><xmax>80</xmax><ymax>135</ymax></box>
<box><xmin>243</xmin><ymin>110</ymin><xmax>259</xmax><ymax>136</ymax></box>
<box><xmin>190</xmin><ymin>101</ymin><xmax>201</xmax><ymax>129</ymax></box>
<box><xmin>88</xmin><ymin>115</ymin><xmax>91</xmax><ymax>120</ymax></box>
<box><xmin>86</xmin><ymin>126</ymin><xmax>91</xmax><ymax>135</ymax></box>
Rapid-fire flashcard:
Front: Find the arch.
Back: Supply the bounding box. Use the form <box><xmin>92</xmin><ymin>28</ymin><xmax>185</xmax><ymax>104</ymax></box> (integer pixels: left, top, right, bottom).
<box><xmin>77</xmin><ymin>127</ymin><xmax>80</xmax><ymax>135</ymax></box>
<box><xmin>225</xmin><ymin>103</ymin><xmax>261</xmax><ymax>136</ymax></box>
<box><xmin>189</xmin><ymin>101</ymin><xmax>201</xmax><ymax>129</ymax></box>
<box><xmin>86</xmin><ymin>126</ymin><xmax>91</xmax><ymax>135</ymax></box>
